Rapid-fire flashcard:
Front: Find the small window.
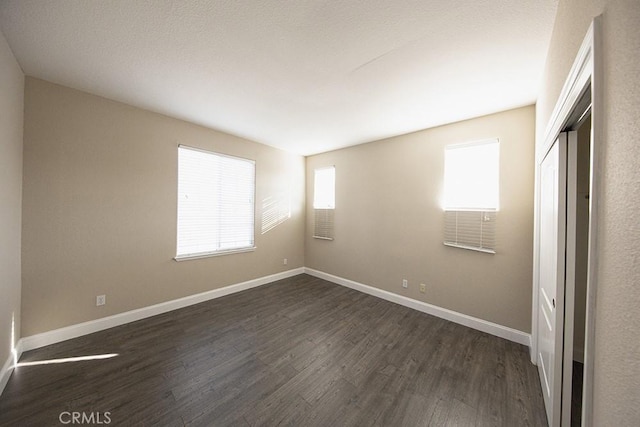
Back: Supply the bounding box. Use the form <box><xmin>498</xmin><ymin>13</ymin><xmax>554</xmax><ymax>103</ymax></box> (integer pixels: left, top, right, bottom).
<box><xmin>313</xmin><ymin>166</ymin><xmax>335</xmax><ymax>209</ymax></box>
<box><xmin>176</xmin><ymin>145</ymin><xmax>255</xmax><ymax>260</ymax></box>
<box><xmin>444</xmin><ymin>139</ymin><xmax>499</xmax><ymax>211</ymax></box>
<box><xmin>443</xmin><ymin>139</ymin><xmax>499</xmax><ymax>253</ymax></box>
<box><xmin>313</xmin><ymin>166</ymin><xmax>335</xmax><ymax>240</ymax></box>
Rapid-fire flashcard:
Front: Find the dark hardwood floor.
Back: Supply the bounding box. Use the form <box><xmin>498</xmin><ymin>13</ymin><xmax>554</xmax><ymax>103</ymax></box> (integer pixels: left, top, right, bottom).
<box><xmin>571</xmin><ymin>361</ymin><xmax>584</xmax><ymax>427</ymax></box>
<box><xmin>0</xmin><ymin>274</ymin><xmax>547</xmax><ymax>426</ymax></box>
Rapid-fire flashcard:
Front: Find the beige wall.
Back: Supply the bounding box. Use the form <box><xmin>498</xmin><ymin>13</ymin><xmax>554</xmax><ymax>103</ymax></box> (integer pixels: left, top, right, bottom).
<box><xmin>21</xmin><ymin>78</ymin><xmax>305</xmax><ymax>336</ymax></box>
<box><xmin>306</xmin><ymin>106</ymin><xmax>535</xmax><ymax>333</ymax></box>
<box><xmin>537</xmin><ymin>0</ymin><xmax>640</xmax><ymax>423</ymax></box>
<box><xmin>0</xmin><ymin>29</ymin><xmax>23</xmax><ymax>368</ymax></box>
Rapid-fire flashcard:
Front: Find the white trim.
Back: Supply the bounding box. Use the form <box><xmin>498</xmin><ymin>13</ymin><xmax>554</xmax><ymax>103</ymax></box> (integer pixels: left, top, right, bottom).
<box><xmin>531</xmin><ymin>154</ymin><xmax>541</xmax><ymax>364</ymax></box>
<box><xmin>582</xmin><ymin>17</ymin><xmax>602</xmax><ymax>427</ymax></box>
<box><xmin>445</xmin><ymin>137</ymin><xmax>499</xmax><ymax>150</ymax></box>
<box><xmin>0</xmin><ymin>340</ymin><xmax>23</xmax><ymax>396</ymax></box>
<box><xmin>562</xmin><ymin>131</ymin><xmax>579</xmax><ymax>427</ymax></box>
<box><xmin>20</xmin><ymin>268</ymin><xmax>304</xmax><ymax>352</ymax></box>
<box><xmin>174</xmin><ymin>246</ymin><xmax>256</xmax><ymax>261</ymax></box>
<box><xmin>304</xmin><ymin>267</ymin><xmax>530</xmax><ymax>346</ymax></box>
<box><xmin>538</xmin><ymin>22</ymin><xmax>594</xmax><ymax>163</ymax></box>
<box><xmin>443</xmin><ymin>242</ymin><xmax>495</xmax><ymax>254</ymax></box>
<box><xmin>177</xmin><ymin>143</ymin><xmax>256</xmax><ymax>164</ymax></box>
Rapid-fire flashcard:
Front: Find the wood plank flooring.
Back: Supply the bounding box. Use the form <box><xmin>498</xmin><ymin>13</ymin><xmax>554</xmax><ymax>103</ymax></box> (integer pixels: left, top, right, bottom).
<box><xmin>0</xmin><ymin>274</ymin><xmax>547</xmax><ymax>426</ymax></box>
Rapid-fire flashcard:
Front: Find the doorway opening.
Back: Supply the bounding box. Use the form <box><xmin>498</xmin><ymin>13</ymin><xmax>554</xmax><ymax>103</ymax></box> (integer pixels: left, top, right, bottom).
<box><xmin>564</xmin><ymin>108</ymin><xmax>591</xmax><ymax>427</ymax></box>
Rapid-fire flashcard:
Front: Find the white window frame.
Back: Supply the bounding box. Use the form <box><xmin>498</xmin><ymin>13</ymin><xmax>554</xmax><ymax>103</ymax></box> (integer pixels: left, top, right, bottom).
<box><xmin>443</xmin><ymin>139</ymin><xmax>499</xmax><ymax>253</ymax></box>
<box><xmin>313</xmin><ymin>166</ymin><xmax>335</xmax><ymax>240</ymax></box>
<box><xmin>313</xmin><ymin>166</ymin><xmax>336</xmax><ymax>209</ymax></box>
<box><xmin>175</xmin><ymin>145</ymin><xmax>256</xmax><ymax>261</ymax></box>
<box><xmin>443</xmin><ymin>138</ymin><xmax>500</xmax><ymax>212</ymax></box>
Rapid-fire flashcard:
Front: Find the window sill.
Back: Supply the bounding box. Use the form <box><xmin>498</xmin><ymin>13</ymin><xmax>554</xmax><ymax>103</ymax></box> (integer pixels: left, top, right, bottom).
<box><xmin>174</xmin><ymin>246</ymin><xmax>256</xmax><ymax>262</ymax></box>
<box><xmin>443</xmin><ymin>242</ymin><xmax>495</xmax><ymax>254</ymax></box>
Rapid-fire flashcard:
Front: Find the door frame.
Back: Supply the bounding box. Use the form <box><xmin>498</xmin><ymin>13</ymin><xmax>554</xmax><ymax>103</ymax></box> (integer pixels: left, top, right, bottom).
<box><xmin>561</xmin><ymin>130</ymin><xmax>579</xmax><ymax>427</ymax></box>
<box><xmin>531</xmin><ymin>17</ymin><xmax>602</xmax><ymax>426</ymax></box>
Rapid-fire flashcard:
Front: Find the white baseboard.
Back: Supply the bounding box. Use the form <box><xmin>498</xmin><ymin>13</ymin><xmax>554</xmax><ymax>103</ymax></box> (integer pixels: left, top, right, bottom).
<box><xmin>304</xmin><ymin>267</ymin><xmax>531</xmax><ymax>347</ymax></box>
<box><xmin>20</xmin><ymin>268</ymin><xmax>304</xmax><ymax>353</ymax></box>
<box><xmin>0</xmin><ymin>340</ymin><xmax>23</xmax><ymax>396</ymax></box>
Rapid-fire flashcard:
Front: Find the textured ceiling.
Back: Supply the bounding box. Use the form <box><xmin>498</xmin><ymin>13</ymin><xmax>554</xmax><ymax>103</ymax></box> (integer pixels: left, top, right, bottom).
<box><xmin>0</xmin><ymin>0</ymin><xmax>558</xmax><ymax>155</ymax></box>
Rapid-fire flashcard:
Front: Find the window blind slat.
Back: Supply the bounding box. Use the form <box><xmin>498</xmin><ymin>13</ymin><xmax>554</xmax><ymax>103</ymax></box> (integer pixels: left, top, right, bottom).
<box><xmin>444</xmin><ymin>210</ymin><xmax>496</xmax><ymax>253</ymax></box>
<box><xmin>313</xmin><ymin>209</ymin><xmax>334</xmax><ymax>240</ymax></box>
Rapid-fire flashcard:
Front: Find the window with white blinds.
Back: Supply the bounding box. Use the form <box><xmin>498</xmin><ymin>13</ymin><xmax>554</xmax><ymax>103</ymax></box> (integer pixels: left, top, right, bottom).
<box><xmin>443</xmin><ymin>139</ymin><xmax>499</xmax><ymax>253</ymax></box>
<box><xmin>313</xmin><ymin>166</ymin><xmax>335</xmax><ymax>240</ymax></box>
<box><xmin>313</xmin><ymin>166</ymin><xmax>335</xmax><ymax>209</ymax></box>
<box><xmin>176</xmin><ymin>145</ymin><xmax>255</xmax><ymax>260</ymax></box>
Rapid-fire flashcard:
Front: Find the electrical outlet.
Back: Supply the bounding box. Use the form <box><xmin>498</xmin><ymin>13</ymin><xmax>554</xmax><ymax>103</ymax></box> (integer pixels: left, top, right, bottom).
<box><xmin>96</xmin><ymin>295</ymin><xmax>106</xmax><ymax>306</ymax></box>
<box><xmin>402</xmin><ymin>279</ymin><xmax>408</xmax><ymax>289</ymax></box>
<box><xmin>420</xmin><ymin>283</ymin><xmax>426</xmax><ymax>293</ymax></box>
<box><xmin>283</xmin><ymin>258</ymin><xmax>288</xmax><ymax>265</ymax></box>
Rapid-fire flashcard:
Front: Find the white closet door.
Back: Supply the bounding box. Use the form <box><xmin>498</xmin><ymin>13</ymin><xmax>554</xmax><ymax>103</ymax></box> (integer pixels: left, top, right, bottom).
<box><xmin>537</xmin><ymin>133</ymin><xmax>567</xmax><ymax>427</ymax></box>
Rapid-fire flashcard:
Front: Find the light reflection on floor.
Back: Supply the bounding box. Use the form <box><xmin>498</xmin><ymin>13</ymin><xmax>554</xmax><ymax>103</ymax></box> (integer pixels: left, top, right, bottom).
<box><xmin>14</xmin><ymin>353</ymin><xmax>119</xmax><ymax>368</ymax></box>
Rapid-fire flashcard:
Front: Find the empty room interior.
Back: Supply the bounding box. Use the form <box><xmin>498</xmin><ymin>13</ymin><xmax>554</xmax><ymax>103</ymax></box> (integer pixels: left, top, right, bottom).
<box><xmin>0</xmin><ymin>1</ymin><xmax>638</xmax><ymax>426</ymax></box>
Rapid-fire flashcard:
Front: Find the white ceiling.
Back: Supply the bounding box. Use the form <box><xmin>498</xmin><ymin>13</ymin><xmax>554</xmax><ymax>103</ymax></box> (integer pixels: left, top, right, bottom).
<box><xmin>0</xmin><ymin>0</ymin><xmax>558</xmax><ymax>155</ymax></box>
